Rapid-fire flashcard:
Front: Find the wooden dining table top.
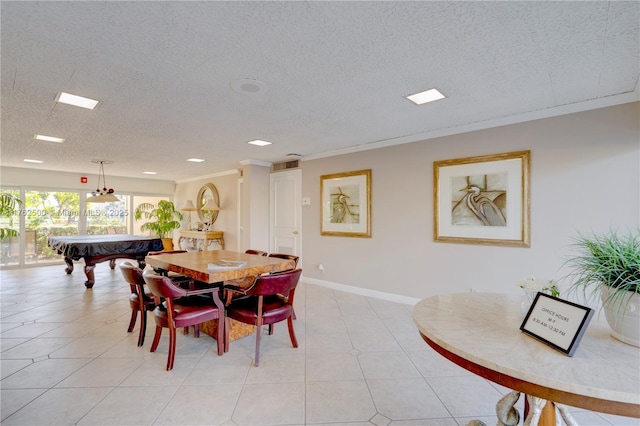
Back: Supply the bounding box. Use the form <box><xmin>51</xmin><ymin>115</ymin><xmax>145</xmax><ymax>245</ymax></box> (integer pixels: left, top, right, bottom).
<box><xmin>144</xmin><ymin>250</ymin><xmax>296</xmax><ymax>283</ymax></box>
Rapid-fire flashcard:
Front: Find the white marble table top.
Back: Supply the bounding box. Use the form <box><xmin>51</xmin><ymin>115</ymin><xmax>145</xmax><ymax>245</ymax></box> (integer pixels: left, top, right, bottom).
<box><xmin>412</xmin><ymin>293</ymin><xmax>640</xmax><ymax>415</ymax></box>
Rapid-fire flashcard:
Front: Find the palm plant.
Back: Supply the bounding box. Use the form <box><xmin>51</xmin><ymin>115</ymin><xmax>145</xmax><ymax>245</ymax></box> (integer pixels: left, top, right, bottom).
<box><xmin>134</xmin><ymin>200</ymin><xmax>182</xmax><ymax>239</ymax></box>
<box><xmin>0</xmin><ymin>191</ymin><xmax>22</xmax><ymax>238</ymax></box>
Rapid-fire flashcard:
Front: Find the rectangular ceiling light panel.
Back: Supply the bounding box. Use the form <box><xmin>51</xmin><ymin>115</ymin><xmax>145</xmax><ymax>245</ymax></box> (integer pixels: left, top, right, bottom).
<box><xmin>406</xmin><ymin>88</ymin><xmax>445</xmax><ymax>105</ymax></box>
<box><xmin>56</xmin><ymin>92</ymin><xmax>99</xmax><ymax>109</ymax></box>
<box><xmin>34</xmin><ymin>134</ymin><xmax>65</xmax><ymax>143</ymax></box>
<box><xmin>248</xmin><ymin>139</ymin><xmax>272</xmax><ymax>146</ymax></box>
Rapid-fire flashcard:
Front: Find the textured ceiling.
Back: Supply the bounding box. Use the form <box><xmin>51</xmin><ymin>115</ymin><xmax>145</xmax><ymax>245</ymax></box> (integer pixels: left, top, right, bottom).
<box><xmin>1</xmin><ymin>1</ymin><xmax>639</xmax><ymax>182</ymax></box>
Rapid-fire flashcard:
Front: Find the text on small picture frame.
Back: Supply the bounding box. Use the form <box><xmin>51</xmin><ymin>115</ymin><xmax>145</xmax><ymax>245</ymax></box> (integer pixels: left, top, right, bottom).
<box><xmin>433</xmin><ymin>150</ymin><xmax>530</xmax><ymax>247</ymax></box>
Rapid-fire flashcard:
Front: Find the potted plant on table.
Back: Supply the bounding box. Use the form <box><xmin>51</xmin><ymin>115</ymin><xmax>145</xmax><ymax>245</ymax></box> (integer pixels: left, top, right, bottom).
<box><xmin>564</xmin><ymin>228</ymin><xmax>640</xmax><ymax>347</ymax></box>
<box><xmin>134</xmin><ymin>200</ymin><xmax>182</xmax><ymax>250</ymax></box>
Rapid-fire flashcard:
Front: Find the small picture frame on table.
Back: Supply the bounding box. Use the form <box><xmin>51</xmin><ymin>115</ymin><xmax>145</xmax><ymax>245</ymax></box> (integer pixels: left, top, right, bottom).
<box><xmin>520</xmin><ymin>292</ymin><xmax>594</xmax><ymax>356</ymax></box>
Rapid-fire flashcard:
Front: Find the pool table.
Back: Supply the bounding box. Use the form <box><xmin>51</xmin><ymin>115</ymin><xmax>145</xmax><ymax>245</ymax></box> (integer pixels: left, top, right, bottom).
<box><xmin>48</xmin><ymin>234</ymin><xmax>163</xmax><ymax>288</ymax></box>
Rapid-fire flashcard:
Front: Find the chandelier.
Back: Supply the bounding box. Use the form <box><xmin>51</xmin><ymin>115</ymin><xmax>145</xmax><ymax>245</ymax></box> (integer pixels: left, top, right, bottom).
<box><xmin>86</xmin><ymin>160</ymin><xmax>119</xmax><ymax>203</ymax></box>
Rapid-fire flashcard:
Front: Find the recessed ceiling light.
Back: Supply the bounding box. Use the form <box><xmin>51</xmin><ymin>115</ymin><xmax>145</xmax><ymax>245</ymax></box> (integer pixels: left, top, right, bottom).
<box><xmin>55</xmin><ymin>92</ymin><xmax>99</xmax><ymax>109</ymax></box>
<box><xmin>143</xmin><ymin>171</ymin><xmax>157</xmax><ymax>175</ymax></box>
<box><xmin>34</xmin><ymin>134</ymin><xmax>65</xmax><ymax>143</ymax></box>
<box><xmin>248</xmin><ymin>139</ymin><xmax>272</xmax><ymax>146</ymax></box>
<box><xmin>231</xmin><ymin>78</ymin><xmax>269</xmax><ymax>96</ymax></box>
<box><xmin>187</xmin><ymin>158</ymin><xmax>205</xmax><ymax>163</ymax></box>
<box><xmin>24</xmin><ymin>159</ymin><xmax>43</xmax><ymax>163</ymax></box>
<box><xmin>406</xmin><ymin>88</ymin><xmax>445</xmax><ymax>105</ymax></box>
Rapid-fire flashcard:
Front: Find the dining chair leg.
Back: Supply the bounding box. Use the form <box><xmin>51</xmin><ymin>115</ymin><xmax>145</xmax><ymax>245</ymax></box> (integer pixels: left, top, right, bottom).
<box><xmin>214</xmin><ymin>319</ymin><xmax>224</xmax><ymax>355</ymax></box>
<box><xmin>137</xmin><ymin>311</ymin><xmax>147</xmax><ymax>347</ymax></box>
<box><xmin>127</xmin><ymin>310</ymin><xmax>138</xmax><ymax>333</ymax></box>
<box><xmin>254</xmin><ymin>323</ymin><xmax>262</xmax><ymax>367</ymax></box>
<box><xmin>150</xmin><ymin>326</ymin><xmax>162</xmax><ymax>353</ymax></box>
<box><xmin>224</xmin><ymin>317</ymin><xmax>230</xmax><ymax>353</ymax></box>
<box><xmin>287</xmin><ymin>316</ymin><xmax>298</xmax><ymax>348</ymax></box>
<box><xmin>167</xmin><ymin>326</ymin><xmax>176</xmax><ymax>371</ymax></box>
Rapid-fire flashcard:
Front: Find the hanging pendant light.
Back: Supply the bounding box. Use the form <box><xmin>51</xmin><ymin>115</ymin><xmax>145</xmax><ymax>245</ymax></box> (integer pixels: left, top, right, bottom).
<box><xmin>86</xmin><ymin>160</ymin><xmax>119</xmax><ymax>203</ymax></box>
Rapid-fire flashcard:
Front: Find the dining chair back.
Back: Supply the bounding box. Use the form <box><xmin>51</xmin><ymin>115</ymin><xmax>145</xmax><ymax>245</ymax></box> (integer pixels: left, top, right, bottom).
<box><xmin>142</xmin><ymin>271</ymin><xmax>226</xmax><ymax>370</ymax></box>
<box><xmin>267</xmin><ymin>253</ymin><xmax>300</xmax><ymax>319</ymax></box>
<box><xmin>222</xmin><ymin>249</ymin><xmax>268</xmax><ymax>305</ymax></box>
<box><xmin>267</xmin><ymin>253</ymin><xmax>299</xmax><ymax>269</ymax></box>
<box><xmin>119</xmin><ymin>261</ymin><xmax>157</xmax><ymax>347</ymax></box>
<box><xmin>226</xmin><ymin>268</ymin><xmax>302</xmax><ymax>366</ymax></box>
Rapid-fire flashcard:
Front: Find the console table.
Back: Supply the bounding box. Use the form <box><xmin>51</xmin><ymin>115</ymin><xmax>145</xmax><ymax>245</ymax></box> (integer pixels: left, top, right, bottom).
<box><xmin>178</xmin><ymin>230</ymin><xmax>224</xmax><ymax>251</ymax></box>
<box><xmin>412</xmin><ymin>293</ymin><xmax>639</xmax><ymax>425</ymax></box>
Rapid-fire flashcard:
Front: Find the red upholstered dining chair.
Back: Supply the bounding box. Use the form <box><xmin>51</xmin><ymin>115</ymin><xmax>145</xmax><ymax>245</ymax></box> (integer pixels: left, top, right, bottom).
<box><xmin>119</xmin><ymin>261</ymin><xmax>157</xmax><ymax>347</ymax></box>
<box><xmin>225</xmin><ymin>268</ymin><xmax>302</xmax><ymax>366</ymax></box>
<box><xmin>223</xmin><ymin>249</ymin><xmax>268</xmax><ymax>305</ymax></box>
<box><xmin>267</xmin><ymin>253</ymin><xmax>300</xmax><ymax>319</ymax></box>
<box><xmin>267</xmin><ymin>253</ymin><xmax>299</xmax><ymax>269</ymax></box>
<box><xmin>142</xmin><ymin>271</ymin><xmax>226</xmax><ymax>371</ymax></box>
<box><xmin>147</xmin><ymin>250</ymin><xmax>190</xmax><ymax>279</ymax></box>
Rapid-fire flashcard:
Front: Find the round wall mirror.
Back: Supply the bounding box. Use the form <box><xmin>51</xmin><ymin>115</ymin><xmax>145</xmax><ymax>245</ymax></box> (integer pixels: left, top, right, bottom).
<box><xmin>196</xmin><ymin>183</ymin><xmax>220</xmax><ymax>227</ymax></box>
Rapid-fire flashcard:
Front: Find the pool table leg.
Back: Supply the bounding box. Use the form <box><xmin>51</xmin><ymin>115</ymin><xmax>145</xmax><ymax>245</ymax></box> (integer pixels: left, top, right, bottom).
<box><xmin>84</xmin><ymin>264</ymin><xmax>96</xmax><ymax>288</ymax></box>
<box><xmin>64</xmin><ymin>257</ymin><xmax>74</xmax><ymax>274</ymax></box>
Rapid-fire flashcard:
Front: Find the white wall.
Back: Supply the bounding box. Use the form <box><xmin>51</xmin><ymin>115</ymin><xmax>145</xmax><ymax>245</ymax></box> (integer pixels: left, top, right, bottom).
<box><xmin>300</xmin><ymin>102</ymin><xmax>640</xmax><ymax>301</ymax></box>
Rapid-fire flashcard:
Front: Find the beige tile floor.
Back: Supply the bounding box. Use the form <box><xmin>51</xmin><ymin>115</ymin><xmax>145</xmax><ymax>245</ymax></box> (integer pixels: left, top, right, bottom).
<box><xmin>1</xmin><ymin>263</ymin><xmax>637</xmax><ymax>425</ymax></box>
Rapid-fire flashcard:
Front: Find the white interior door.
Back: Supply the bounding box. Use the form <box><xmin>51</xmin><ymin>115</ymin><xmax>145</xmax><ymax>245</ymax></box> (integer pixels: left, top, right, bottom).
<box><xmin>270</xmin><ymin>169</ymin><xmax>301</xmax><ymax>262</ymax></box>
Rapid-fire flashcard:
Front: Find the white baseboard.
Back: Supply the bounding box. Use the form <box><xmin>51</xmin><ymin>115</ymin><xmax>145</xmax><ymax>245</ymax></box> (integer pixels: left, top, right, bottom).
<box><xmin>301</xmin><ymin>275</ymin><xmax>421</xmax><ymax>306</ymax></box>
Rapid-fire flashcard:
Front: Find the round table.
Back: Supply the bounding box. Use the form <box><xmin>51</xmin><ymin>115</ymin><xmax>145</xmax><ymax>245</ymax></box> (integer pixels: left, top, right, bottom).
<box><xmin>412</xmin><ymin>293</ymin><xmax>640</xmax><ymax>424</ymax></box>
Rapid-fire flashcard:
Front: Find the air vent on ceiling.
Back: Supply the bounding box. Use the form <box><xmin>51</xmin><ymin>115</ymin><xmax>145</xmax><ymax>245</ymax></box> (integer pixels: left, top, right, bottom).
<box><xmin>272</xmin><ymin>160</ymin><xmax>299</xmax><ymax>172</ymax></box>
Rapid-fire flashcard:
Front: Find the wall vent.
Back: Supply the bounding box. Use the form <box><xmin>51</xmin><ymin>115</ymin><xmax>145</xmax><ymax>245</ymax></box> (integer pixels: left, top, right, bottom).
<box><xmin>272</xmin><ymin>160</ymin><xmax>299</xmax><ymax>172</ymax></box>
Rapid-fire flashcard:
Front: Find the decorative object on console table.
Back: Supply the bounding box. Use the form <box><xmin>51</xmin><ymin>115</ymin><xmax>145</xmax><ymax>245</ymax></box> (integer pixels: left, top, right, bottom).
<box><xmin>134</xmin><ymin>200</ymin><xmax>182</xmax><ymax>251</ymax></box>
<box><xmin>196</xmin><ymin>183</ymin><xmax>220</xmax><ymax>230</ymax></box>
<box><xmin>433</xmin><ymin>150</ymin><xmax>530</xmax><ymax>247</ymax></box>
<box><xmin>565</xmin><ymin>228</ymin><xmax>640</xmax><ymax>347</ymax></box>
<box><xmin>201</xmin><ymin>199</ymin><xmax>220</xmax><ymax>231</ymax></box>
<box><xmin>180</xmin><ymin>200</ymin><xmax>196</xmax><ymax>230</ymax></box>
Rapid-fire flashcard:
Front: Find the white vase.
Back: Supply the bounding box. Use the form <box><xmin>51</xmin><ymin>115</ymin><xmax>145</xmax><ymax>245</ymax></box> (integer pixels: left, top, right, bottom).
<box><xmin>601</xmin><ymin>286</ymin><xmax>640</xmax><ymax>347</ymax></box>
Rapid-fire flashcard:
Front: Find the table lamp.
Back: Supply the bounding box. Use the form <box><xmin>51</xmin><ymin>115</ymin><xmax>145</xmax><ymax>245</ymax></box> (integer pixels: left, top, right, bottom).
<box><xmin>201</xmin><ymin>199</ymin><xmax>220</xmax><ymax>231</ymax></box>
<box><xmin>180</xmin><ymin>200</ymin><xmax>196</xmax><ymax>230</ymax></box>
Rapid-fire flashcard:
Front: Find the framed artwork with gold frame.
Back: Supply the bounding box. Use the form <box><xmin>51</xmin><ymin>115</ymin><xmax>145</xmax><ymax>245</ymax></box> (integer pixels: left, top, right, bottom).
<box><xmin>434</xmin><ymin>150</ymin><xmax>530</xmax><ymax>247</ymax></box>
<box><xmin>321</xmin><ymin>169</ymin><xmax>371</xmax><ymax>238</ymax></box>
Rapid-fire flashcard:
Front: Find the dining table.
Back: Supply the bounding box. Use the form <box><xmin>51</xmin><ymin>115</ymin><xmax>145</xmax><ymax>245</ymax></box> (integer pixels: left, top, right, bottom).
<box><xmin>144</xmin><ymin>250</ymin><xmax>298</xmax><ymax>342</ymax></box>
<box><xmin>412</xmin><ymin>293</ymin><xmax>640</xmax><ymax>425</ymax></box>
<box><xmin>144</xmin><ymin>249</ymin><xmax>296</xmax><ymax>285</ymax></box>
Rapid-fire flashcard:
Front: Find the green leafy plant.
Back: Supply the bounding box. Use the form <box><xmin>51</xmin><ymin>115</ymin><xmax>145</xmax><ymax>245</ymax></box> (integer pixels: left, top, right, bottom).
<box><xmin>134</xmin><ymin>200</ymin><xmax>182</xmax><ymax>239</ymax></box>
<box><xmin>565</xmin><ymin>229</ymin><xmax>640</xmax><ymax>316</ymax></box>
<box><xmin>0</xmin><ymin>191</ymin><xmax>22</xmax><ymax>238</ymax></box>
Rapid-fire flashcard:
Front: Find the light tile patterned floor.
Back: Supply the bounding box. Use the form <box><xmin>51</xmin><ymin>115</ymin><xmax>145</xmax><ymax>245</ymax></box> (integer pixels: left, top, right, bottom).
<box><xmin>1</xmin><ymin>263</ymin><xmax>637</xmax><ymax>425</ymax></box>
